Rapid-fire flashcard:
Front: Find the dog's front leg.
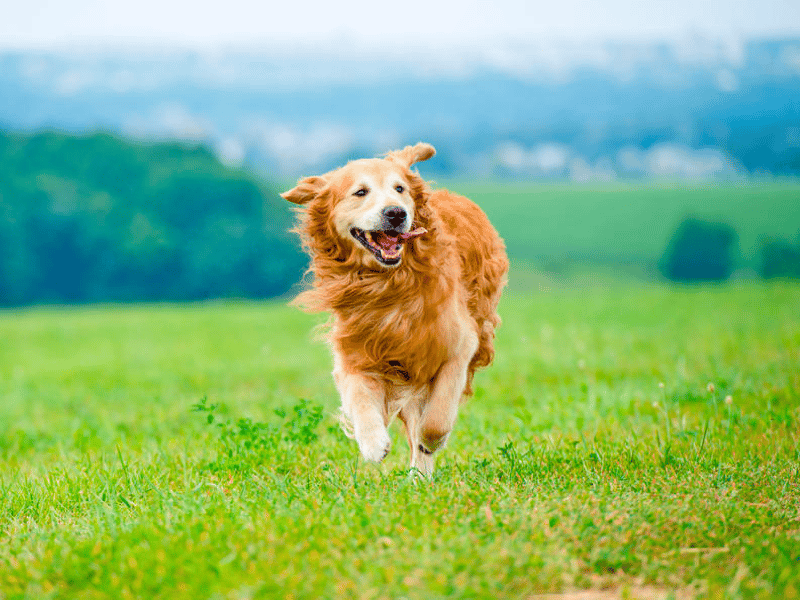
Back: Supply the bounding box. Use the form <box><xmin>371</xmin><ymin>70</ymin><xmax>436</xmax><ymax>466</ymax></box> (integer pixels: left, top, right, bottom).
<box><xmin>333</xmin><ymin>362</ymin><xmax>390</xmax><ymax>463</ymax></box>
<box><xmin>419</xmin><ymin>329</ymin><xmax>479</xmax><ymax>457</ymax></box>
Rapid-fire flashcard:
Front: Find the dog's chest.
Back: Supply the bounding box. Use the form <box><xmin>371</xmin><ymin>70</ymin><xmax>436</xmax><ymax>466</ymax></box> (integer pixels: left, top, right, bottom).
<box><xmin>334</xmin><ymin>291</ymin><xmax>466</xmax><ymax>385</ymax></box>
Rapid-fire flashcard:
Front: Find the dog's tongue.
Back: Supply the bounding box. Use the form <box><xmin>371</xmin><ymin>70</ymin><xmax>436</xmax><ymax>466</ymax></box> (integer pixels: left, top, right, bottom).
<box><xmin>399</xmin><ymin>227</ymin><xmax>427</xmax><ymax>240</ymax></box>
<box><xmin>375</xmin><ymin>227</ymin><xmax>427</xmax><ymax>249</ymax></box>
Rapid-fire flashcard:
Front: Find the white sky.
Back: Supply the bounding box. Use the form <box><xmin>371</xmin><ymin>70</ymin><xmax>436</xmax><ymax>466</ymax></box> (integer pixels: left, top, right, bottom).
<box><xmin>1</xmin><ymin>0</ymin><xmax>799</xmax><ymax>49</ymax></box>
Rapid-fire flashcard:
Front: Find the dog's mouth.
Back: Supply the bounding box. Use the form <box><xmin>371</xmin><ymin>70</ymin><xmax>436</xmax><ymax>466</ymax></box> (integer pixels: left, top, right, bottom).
<box><xmin>350</xmin><ymin>227</ymin><xmax>427</xmax><ymax>266</ymax></box>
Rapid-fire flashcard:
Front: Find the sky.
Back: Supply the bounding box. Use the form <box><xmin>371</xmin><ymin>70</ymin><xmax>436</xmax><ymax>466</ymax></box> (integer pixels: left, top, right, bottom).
<box><xmin>2</xmin><ymin>0</ymin><xmax>799</xmax><ymax>50</ymax></box>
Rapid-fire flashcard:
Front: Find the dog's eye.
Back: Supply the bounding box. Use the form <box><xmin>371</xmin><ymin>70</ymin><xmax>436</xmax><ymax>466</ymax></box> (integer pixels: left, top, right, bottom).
<box><xmin>354</xmin><ymin>188</ymin><xmax>368</xmax><ymax>197</ymax></box>
<box><xmin>395</xmin><ymin>185</ymin><xmax>404</xmax><ymax>193</ymax></box>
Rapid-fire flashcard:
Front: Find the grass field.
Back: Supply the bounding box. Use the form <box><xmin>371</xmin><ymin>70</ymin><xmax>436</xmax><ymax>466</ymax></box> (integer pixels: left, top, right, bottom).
<box><xmin>0</xmin><ymin>282</ymin><xmax>799</xmax><ymax>599</ymax></box>
<box><xmin>451</xmin><ymin>181</ymin><xmax>800</xmax><ymax>273</ymax></box>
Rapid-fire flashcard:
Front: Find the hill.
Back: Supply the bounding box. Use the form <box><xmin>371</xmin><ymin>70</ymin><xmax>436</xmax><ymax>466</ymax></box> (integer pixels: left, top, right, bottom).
<box><xmin>459</xmin><ymin>180</ymin><xmax>800</xmax><ymax>275</ymax></box>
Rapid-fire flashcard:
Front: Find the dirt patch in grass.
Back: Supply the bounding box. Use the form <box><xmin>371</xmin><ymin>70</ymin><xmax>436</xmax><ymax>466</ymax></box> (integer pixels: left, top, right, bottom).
<box><xmin>529</xmin><ymin>587</ymin><xmax>695</xmax><ymax>600</ymax></box>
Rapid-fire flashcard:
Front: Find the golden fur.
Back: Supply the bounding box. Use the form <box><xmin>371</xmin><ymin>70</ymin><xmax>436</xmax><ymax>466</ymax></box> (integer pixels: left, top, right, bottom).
<box><xmin>282</xmin><ymin>143</ymin><xmax>508</xmax><ymax>474</ymax></box>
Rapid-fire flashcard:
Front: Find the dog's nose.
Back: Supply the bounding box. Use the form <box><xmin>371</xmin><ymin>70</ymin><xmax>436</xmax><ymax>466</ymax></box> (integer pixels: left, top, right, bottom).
<box><xmin>382</xmin><ymin>206</ymin><xmax>407</xmax><ymax>229</ymax></box>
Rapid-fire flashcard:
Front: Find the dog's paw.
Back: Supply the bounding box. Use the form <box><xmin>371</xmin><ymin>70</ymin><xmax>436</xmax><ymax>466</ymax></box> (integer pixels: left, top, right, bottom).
<box><xmin>355</xmin><ymin>425</ymin><xmax>391</xmax><ymax>463</ymax></box>
<box><xmin>411</xmin><ymin>451</ymin><xmax>435</xmax><ymax>477</ymax></box>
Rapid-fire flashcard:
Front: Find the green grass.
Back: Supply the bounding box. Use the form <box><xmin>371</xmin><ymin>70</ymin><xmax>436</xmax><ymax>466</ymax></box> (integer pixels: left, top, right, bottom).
<box><xmin>0</xmin><ymin>283</ymin><xmax>799</xmax><ymax>599</ymax></box>
<box><xmin>445</xmin><ymin>180</ymin><xmax>800</xmax><ymax>272</ymax></box>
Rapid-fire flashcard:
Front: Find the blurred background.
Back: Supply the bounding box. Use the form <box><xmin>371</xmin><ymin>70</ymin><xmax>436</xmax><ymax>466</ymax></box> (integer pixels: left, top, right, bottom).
<box><xmin>1</xmin><ymin>0</ymin><xmax>799</xmax><ymax>305</ymax></box>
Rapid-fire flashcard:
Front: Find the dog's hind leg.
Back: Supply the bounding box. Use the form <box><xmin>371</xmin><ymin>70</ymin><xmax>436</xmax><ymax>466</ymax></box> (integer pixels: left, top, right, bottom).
<box><xmin>333</xmin><ymin>359</ymin><xmax>390</xmax><ymax>463</ymax></box>
<box><xmin>399</xmin><ymin>389</ymin><xmax>435</xmax><ymax>476</ymax></box>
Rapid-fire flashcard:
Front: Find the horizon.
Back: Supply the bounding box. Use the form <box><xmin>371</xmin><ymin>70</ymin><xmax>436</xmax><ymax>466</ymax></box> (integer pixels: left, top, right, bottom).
<box><xmin>3</xmin><ymin>0</ymin><xmax>800</xmax><ymax>52</ymax></box>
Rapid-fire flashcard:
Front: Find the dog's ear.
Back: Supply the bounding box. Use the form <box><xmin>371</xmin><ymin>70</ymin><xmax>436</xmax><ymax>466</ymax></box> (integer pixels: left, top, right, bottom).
<box><xmin>281</xmin><ymin>176</ymin><xmax>326</xmax><ymax>205</ymax></box>
<box><xmin>386</xmin><ymin>143</ymin><xmax>436</xmax><ymax>169</ymax></box>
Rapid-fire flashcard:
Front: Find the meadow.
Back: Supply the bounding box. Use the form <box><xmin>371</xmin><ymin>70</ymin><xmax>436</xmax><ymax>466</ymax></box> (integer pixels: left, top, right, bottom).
<box><xmin>0</xmin><ymin>279</ymin><xmax>798</xmax><ymax>599</ymax></box>
<box><xmin>457</xmin><ymin>180</ymin><xmax>800</xmax><ymax>273</ymax></box>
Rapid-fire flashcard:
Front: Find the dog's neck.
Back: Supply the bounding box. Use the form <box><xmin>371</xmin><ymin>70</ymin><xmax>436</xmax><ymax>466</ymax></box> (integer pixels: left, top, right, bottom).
<box><xmin>323</xmin><ymin>250</ymin><xmax>453</xmax><ymax>314</ymax></box>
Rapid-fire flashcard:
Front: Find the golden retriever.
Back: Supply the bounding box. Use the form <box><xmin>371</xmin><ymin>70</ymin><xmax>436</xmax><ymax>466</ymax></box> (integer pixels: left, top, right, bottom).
<box><xmin>282</xmin><ymin>143</ymin><xmax>508</xmax><ymax>475</ymax></box>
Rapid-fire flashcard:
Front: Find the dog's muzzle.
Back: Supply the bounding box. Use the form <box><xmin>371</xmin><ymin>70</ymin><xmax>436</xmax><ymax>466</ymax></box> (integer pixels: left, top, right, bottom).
<box><xmin>350</xmin><ymin>226</ymin><xmax>427</xmax><ymax>266</ymax></box>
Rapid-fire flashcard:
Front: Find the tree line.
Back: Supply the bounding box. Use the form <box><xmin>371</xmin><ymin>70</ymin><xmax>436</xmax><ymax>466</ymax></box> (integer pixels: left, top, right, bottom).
<box><xmin>661</xmin><ymin>218</ymin><xmax>800</xmax><ymax>282</ymax></box>
<box><xmin>0</xmin><ymin>131</ymin><xmax>306</xmax><ymax>306</ymax></box>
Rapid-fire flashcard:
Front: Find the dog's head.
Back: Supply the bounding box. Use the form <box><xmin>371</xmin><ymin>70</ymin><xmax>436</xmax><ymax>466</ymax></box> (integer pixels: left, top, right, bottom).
<box><xmin>282</xmin><ymin>143</ymin><xmax>435</xmax><ymax>269</ymax></box>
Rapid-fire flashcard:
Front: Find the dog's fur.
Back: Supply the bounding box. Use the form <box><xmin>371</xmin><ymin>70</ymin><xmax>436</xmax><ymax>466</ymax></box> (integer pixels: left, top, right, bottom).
<box><xmin>282</xmin><ymin>143</ymin><xmax>508</xmax><ymax>475</ymax></box>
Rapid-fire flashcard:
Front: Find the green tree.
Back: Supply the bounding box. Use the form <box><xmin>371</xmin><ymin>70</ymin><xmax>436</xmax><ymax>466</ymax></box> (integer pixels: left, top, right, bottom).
<box><xmin>0</xmin><ymin>130</ymin><xmax>305</xmax><ymax>306</ymax></box>
<box><xmin>759</xmin><ymin>235</ymin><xmax>800</xmax><ymax>279</ymax></box>
<box><xmin>660</xmin><ymin>217</ymin><xmax>738</xmax><ymax>282</ymax></box>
